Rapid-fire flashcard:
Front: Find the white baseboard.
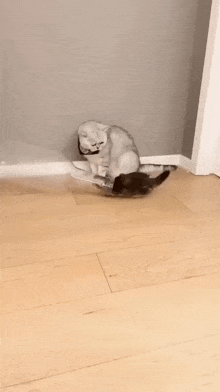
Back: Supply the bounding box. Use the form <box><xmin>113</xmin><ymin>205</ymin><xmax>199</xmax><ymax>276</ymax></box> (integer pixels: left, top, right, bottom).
<box><xmin>178</xmin><ymin>155</ymin><xmax>195</xmax><ymax>174</ymax></box>
<box><xmin>0</xmin><ymin>161</ymin><xmax>74</xmax><ymax>179</ymax></box>
<box><xmin>0</xmin><ymin>155</ymin><xmax>196</xmax><ymax>179</ymax></box>
<box><xmin>141</xmin><ymin>154</ymin><xmax>196</xmax><ymax>174</ymax></box>
<box><xmin>140</xmin><ymin>155</ymin><xmax>180</xmax><ymax>166</ymax></box>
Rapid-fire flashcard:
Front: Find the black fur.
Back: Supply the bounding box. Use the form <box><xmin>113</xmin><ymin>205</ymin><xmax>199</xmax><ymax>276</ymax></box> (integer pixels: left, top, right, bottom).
<box><xmin>111</xmin><ymin>170</ymin><xmax>171</xmax><ymax>196</ymax></box>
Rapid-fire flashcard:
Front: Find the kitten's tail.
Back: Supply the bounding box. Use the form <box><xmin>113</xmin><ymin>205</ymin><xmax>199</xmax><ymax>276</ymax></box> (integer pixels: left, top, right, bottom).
<box><xmin>153</xmin><ymin>170</ymin><xmax>171</xmax><ymax>186</ymax></box>
<box><xmin>138</xmin><ymin>164</ymin><xmax>177</xmax><ymax>174</ymax></box>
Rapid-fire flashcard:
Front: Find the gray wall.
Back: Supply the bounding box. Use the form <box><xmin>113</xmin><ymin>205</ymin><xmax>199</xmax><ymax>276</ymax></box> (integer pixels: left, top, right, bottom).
<box><xmin>0</xmin><ymin>0</ymin><xmax>212</xmax><ymax>164</ymax></box>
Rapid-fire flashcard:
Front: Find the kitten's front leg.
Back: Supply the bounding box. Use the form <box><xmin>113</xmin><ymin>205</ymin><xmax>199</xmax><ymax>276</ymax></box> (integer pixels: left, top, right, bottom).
<box><xmin>98</xmin><ymin>165</ymin><xmax>108</xmax><ymax>177</ymax></box>
<box><xmin>90</xmin><ymin>163</ymin><xmax>98</xmax><ymax>175</ymax></box>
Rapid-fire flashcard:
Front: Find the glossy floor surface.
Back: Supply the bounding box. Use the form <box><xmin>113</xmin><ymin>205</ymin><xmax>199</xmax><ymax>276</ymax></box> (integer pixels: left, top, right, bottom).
<box><xmin>1</xmin><ymin>169</ymin><xmax>220</xmax><ymax>391</ymax></box>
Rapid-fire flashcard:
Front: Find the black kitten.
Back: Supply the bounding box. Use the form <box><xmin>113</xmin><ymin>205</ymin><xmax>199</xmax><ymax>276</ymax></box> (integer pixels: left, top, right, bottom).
<box><xmin>94</xmin><ymin>170</ymin><xmax>172</xmax><ymax>197</ymax></box>
<box><xmin>109</xmin><ymin>170</ymin><xmax>171</xmax><ymax>197</ymax></box>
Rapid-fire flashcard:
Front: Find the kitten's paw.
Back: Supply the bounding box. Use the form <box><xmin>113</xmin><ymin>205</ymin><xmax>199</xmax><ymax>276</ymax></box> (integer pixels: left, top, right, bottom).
<box><xmin>93</xmin><ymin>175</ymin><xmax>106</xmax><ymax>186</ymax></box>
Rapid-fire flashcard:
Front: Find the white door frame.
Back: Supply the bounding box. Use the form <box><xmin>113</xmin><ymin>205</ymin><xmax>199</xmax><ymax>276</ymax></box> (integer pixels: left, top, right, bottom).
<box><xmin>191</xmin><ymin>0</ymin><xmax>220</xmax><ymax>175</ymax></box>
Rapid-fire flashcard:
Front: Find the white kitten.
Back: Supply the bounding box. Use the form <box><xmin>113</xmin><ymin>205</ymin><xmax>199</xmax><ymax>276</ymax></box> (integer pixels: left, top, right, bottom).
<box><xmin>77</xmin><ymin>120</ymin><xmax>177</xmax><ymax>180</ymax></box>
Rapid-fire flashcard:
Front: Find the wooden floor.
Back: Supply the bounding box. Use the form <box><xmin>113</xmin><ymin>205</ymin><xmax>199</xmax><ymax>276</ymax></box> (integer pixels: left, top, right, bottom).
<box><xmin>1</xmin><ymin>169</ymin><xmax>220</xmax><ymax>391</ymax></box>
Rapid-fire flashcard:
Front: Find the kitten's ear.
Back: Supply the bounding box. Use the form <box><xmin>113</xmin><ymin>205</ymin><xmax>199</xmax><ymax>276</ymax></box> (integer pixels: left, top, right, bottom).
<box><xmin>98</xmin><ymin>123</ymin><xmax>110</xmax><ymax>133</ymax></box>
<box><xmin>77</xmin><ymin>124</ymin><xmax>87</xmax><ymax>137</ymax></box>
<box><xmin>78</xmin><ymin>130</ymin><xmax>87</xmax><ymax>137</ymax></box>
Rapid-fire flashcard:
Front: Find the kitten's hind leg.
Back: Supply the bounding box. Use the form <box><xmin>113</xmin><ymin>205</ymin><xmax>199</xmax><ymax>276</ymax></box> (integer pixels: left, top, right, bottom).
<box><xmin>108</xmin><ymin>151</ymin><xmax>139</xmax><ymax>179</ymax></box>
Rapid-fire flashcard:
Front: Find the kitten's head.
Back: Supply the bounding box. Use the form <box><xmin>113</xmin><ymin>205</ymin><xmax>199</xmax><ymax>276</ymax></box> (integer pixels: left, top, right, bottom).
<box><xmin>77</xmin><ymin>121</ymin><xmax>109</xmax><ymax>155</ymax></box>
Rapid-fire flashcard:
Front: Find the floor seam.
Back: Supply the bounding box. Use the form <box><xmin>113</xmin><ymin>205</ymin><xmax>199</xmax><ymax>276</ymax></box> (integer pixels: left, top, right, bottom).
<box><xmin>4</xmin><ymin>333</ymin><xmax>220</xmax><ymax>389</ymax></box>
<box><xmin>2</xmin><ymin>271</ymin><xmax>219</xmax><ymax>315</ymax></box>
<box><xmin>96</xmin><ymin>252</ymin><xmax>113</xmax><ymax>293</ymax></box>
<box><xmin>109</xmin><ymin>271</ymin><xmax>220</xmax><ymax>295</ymax></box>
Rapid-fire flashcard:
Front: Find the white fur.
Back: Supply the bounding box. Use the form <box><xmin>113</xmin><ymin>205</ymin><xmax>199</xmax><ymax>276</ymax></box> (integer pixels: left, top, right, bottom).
<box><xmin>77</xmin><ymin>121</ymin><xmax>177</xmax><ymax>180</ymax></box>
<box><xmin>78</xmin><ymin>121</ymin><xmax>140</xmax><ymax>180</ymax></box>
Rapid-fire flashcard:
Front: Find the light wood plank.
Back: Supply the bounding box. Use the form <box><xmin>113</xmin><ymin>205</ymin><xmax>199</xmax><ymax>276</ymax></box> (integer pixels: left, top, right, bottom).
<box><xmin>98</xmin><ymin>230</ymin><xmax>220</xmax><ymax>291</ymax></box>
<box><xmin>1</xmin><ymin>192</ymin><xmax>77</xmax><ymax>217</ymax></box>
<box><xmin>2</xmin><ymin>274</ymin><xmax>220</xmax><ymax>388</ymax></box>
<box><xmin>1</xmin><ymin>254</ymin><xmax>111</xmax><ymax>314</ymax></box>
<box><xmin>1</xmin><ymin>170</ymin><xmax>220</xmax><ymax>391</ymax></box>
<box><xmin>2</xmin><ymin>208</ymin><xmax>219</xmax><ymax>268</ymax></box>
<box><xmin>2</xmin><ymin>207</ymin><xmax>194</xmax><ymax>246</ymax></box>
<box><xmin>0</xmin><ymin>175</ymin><xmax>72</xmax><ymax>195</ymax></box>
<box><xmin>5</xmin><ymin>335</ymin><xmax>220</xmax><ymax>392</ymax></box>
<box><xmin>163</xmin><ymin>169</ymin><xmax>220</xmax><ymax>212</ymax></box>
